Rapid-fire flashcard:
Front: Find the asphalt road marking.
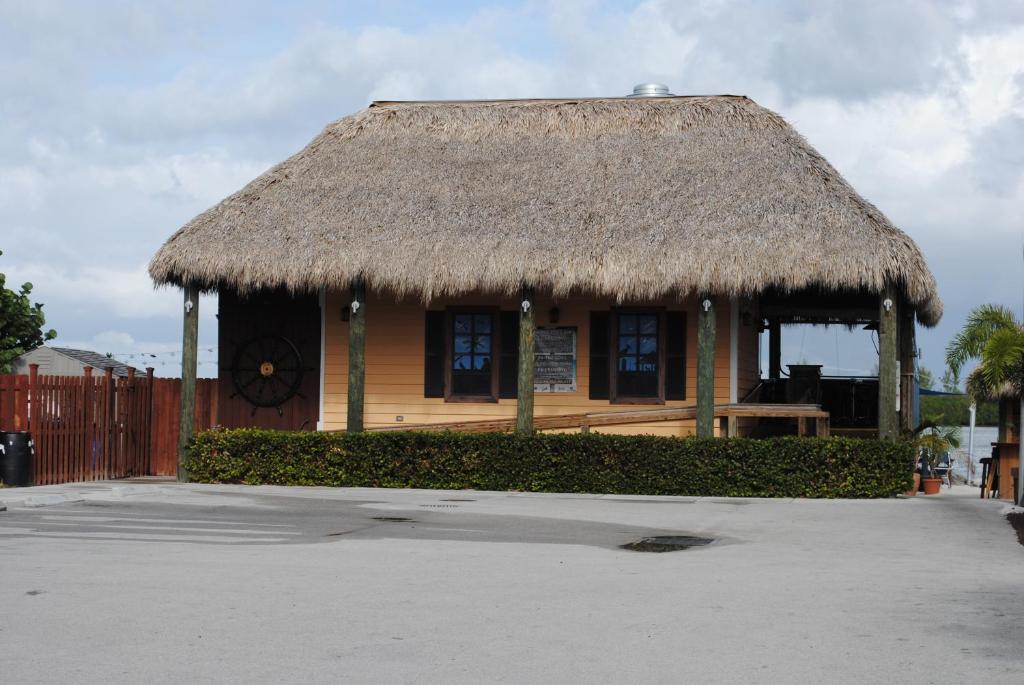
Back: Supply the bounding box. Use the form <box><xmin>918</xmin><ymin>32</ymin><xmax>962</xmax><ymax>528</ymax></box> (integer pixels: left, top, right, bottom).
<box><xmin>0</xmin><ymin>530</ymin><xmax>289</xmax><ymax>543</ymax></box>
<box><xmin>27</xmin><ymin>521</ymin><xmax>303</xmax><ymax>535</ymax></box>
<box><xmin>38</xmin><ymin>514</ymin><xmax>295</xmax><ymax>527</ymax></box>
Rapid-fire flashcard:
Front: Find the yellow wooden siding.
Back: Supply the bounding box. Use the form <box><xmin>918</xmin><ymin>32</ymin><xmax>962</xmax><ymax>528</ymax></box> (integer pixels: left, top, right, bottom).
<box><xmin>322</xmin><ymin>291</ymin><xmax>753</xmax><ymax>436</ymax></box>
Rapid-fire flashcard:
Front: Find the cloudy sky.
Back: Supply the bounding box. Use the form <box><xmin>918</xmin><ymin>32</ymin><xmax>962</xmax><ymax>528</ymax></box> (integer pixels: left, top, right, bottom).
<box><xmin>2</xmin><ymin>0</ymin><xmax>1023</xmax><ymax>380</ymax></box>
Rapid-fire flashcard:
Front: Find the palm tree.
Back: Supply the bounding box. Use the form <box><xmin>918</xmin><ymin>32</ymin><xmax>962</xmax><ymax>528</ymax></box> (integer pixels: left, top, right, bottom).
<box><xmin>946</xmin><ymin>304</ymin><xmax>1024</xmax><ymax>503</ymax></box>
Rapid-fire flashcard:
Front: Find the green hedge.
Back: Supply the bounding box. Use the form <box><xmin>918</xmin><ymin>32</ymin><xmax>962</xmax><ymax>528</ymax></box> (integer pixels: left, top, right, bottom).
<box><xmin>185</xmin><ymin>429</ymin><xmax>915</xmax><ymax>498</ymax></box>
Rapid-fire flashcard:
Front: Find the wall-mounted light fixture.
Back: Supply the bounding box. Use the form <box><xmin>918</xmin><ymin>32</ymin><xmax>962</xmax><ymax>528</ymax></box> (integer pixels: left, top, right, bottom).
<box><xmin>701</xmin><ymin>299</ymin><xmax>712</xmax><ymax>312</ymax></box>
<box><xmin>883</xmin><ymin>298</ymin><xmax>893</xmax><ymax>313</ymax></box>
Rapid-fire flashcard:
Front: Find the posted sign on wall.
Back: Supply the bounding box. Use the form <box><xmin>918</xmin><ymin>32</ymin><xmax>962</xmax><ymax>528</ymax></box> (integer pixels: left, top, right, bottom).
<box><xmin>534</xmin><ymin>327</ymin><xmax>577</xmax><ymax>393</ymax></box>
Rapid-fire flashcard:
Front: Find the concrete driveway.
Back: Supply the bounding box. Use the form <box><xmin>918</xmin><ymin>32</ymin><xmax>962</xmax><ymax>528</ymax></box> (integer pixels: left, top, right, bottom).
<box><xmin>1</xmin><ymin>482</ymin><xmax>1022</xmax><ymax>684</ymax></box>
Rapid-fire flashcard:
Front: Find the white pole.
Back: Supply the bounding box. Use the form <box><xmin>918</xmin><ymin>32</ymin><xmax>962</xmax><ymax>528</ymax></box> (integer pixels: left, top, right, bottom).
<box><xmin>968</xmin><ymin>402</ymin><xmax>976</xmax><ymax>485</ymax></box>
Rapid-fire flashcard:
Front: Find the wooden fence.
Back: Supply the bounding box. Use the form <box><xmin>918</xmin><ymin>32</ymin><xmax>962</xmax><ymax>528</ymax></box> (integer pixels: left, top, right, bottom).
<box><xmin>0</xmin><ymin>374</ymin><xmax>29</xmax><ymax>432</ymax></box>
<box><xmin>0</xmin><ymin>368</ymin><xmax>218</xmax><ymax>484</ymax></box>
<box><xmin>150</xmin><ymin>378</ymin><xmax>218</xmax><ymax>476</ymax></box>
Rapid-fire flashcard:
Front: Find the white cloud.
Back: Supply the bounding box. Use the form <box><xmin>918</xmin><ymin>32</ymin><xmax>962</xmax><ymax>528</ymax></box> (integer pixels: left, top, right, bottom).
<box><xmin>6</xmin><ymin>262</ymin><xmax>178</xmax><ymax>318</ymax></box>
<box><xmin>91</xmin><ymin>330</ymin><xmax>136</xmax><ymax>349</ymax></box>
<box><xmin>959</xmin><ymin>27</ymin><xmax>1024</xmax><ymax>126</ymax></box>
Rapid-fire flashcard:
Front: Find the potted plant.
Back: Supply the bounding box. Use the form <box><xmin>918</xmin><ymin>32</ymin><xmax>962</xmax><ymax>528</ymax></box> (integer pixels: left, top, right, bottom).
<box><xmin>915</xmin><ymin>425</ymin><xmax>961</xmax><ymax>496</ymax></box>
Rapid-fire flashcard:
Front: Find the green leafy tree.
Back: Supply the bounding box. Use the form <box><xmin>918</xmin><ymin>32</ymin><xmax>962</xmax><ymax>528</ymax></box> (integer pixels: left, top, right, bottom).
<box><xmin>940</xmin><ymin>367</ymin><xmax>961</xmax><ymax>393</ymax></box>
<box><xmin>946</xmin><ymin>304</ymin><xmax>1024</xmax><ymax>400</ymax></box>
<box><xmin>917</xmin><ymin>365</ymin><xmax>935</xmax><ymax>390</ymax></box>
<box><xmin>919</xmin><ymin>395</ymin><xmax>998</xmax><ymax>426</ymax></box>
<box><xmin>0</xmin><ymin>250</ymin><xmax>57</xmax><ymax>373</ymax></box>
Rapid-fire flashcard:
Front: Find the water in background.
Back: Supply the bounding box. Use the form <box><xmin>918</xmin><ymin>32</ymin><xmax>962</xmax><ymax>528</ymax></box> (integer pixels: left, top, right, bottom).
<box><xmin>950</xmin><ymin>425</ymin><xmax>998</xmax><ymax>484</ymax></box>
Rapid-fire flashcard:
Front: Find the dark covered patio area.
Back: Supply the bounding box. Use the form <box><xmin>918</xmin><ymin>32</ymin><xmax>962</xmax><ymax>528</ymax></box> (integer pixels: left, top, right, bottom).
<box><xmin>737</xmin><ymin>287</ymin><xmax>920</xmax><ymax>438</ymax></box>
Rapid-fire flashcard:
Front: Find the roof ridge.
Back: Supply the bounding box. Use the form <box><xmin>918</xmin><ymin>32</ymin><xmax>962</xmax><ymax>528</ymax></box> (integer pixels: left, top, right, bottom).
<box><xmin>370</xmin><ymin>95</ymin><xmax>751</xmax><ymax>106</ymax></box>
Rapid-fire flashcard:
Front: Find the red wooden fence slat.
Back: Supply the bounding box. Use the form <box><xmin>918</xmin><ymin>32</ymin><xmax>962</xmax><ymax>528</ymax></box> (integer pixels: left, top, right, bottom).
<box><xmin>69</xmin><ymin>375</ymin><xmax>77</xmax><ymax>483</ymax></box>
<box><xmin>13</xmin><ymin>375</ymin><xmax>27</xmax><ymax>432</ymax></box>
<box><xmin>54</xmin><ymin>375</ymin><xmax>63</xmax><ymax>484</ymax></box>
<box><xmin>66</xmin><ymin>376</ymin><xmax>73</xmax><ymax>483</ymax></box>
<box><xmin>46</xmin><ymin>375</ymin><xmax>55</xmax><ymax>485</ymax></box>
<box><xmin>0</xmin><ymin>376</ymin><xmax>8</xmax><ymax>429</ymax></box>
<box><xmin>39</xmin><ymin>375</ymin><xmax>49</xmax><ymax>485</ymax></box>
<box><xmin>0</xmin><ymin>376</ymin><xmax>12</xmax><ymax>429</ymax></box>
<box><xmin>39</xmin><ymin>376</ymin><xmax>47</xmax><ymax>485</ymax></box>
<box><xmin>65</xmin><ymin>375</ymin><xmax>73</xmax><ymax>483</ymax></box>
<box><xmin>77</xmin><ymin>373</ymin><xmax>86</xmax><ymax>481</ymax></box>
<box><xmin>53</xmin><ymin>375</ymin><xmax>61</xmax><ymax>485</ymax></box>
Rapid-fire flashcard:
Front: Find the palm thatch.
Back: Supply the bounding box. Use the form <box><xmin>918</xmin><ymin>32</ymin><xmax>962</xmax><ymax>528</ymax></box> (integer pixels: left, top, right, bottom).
<box><xmin>149</xmin><ymin>95</ymin><xmax>942</xmax><ymax>326</ymax></box>
<box><xmin>966</xmin><ymin>367</ymin><xmax>1019</xmax><ymax>402</ymax></box>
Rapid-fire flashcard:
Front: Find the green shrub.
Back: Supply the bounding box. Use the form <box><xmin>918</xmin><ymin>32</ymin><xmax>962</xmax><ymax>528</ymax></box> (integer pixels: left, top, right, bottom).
<box><xmin>185</xmin><ymin>429</ymin><xmax>915</xmax><ymax>498</ymax></box>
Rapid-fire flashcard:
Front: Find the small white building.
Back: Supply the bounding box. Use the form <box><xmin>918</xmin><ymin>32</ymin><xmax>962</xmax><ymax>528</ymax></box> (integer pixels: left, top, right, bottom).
<box><xmin>11</xmin><ymin>347</ymin><xmax>135</xmax><ymax>378</ymax></box>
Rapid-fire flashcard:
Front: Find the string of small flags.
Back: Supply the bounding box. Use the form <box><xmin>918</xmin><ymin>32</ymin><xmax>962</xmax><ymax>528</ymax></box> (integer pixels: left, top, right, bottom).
<box><xmin>105</xmin><ymin>347</ymin><xmax>219</xmax><ymax>369</ymax></box>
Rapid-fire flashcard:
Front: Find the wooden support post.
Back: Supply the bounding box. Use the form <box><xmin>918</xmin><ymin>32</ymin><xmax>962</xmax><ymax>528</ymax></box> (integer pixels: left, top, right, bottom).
<box><xmin>697</xmin><ymin>295</ymin><xmax>716</xmax><ymax>438</ymax></box>
<box><xmin>346</xmin><ymin>279</ymin><xmax>366</xmax><ymax>433</ymax></box>
<box><xmin>877</xmin><ymin>285</ymin><xmax>899</xmax><ymax>440</ymax></box>
<box><xmin>727</xmin><ymin>416</ymin><xmax>738</xmax><ymax>438</ymax></box>
<box><xmin>178</xmin><ymin>284</ymin><xmax>199</xmax><ymax>481</ymax></box>
<box><xmin>516</xmin><ymin>286</ymin><xmax>535</xmax><ymax>434</ymax></box>
<box><xmin>768</xmin><ymin>319</ymin><xmax>782</xmax><ymax>379</ymax></box>
<box><xmin>816</xmin><ymin>416</ymin><xmax>830</xmax><ymax>438</ymax></box>
<box><xmin>898</xmin><ymin>300</ymin><xmax>916</xmax><ymax>434</ymax></box>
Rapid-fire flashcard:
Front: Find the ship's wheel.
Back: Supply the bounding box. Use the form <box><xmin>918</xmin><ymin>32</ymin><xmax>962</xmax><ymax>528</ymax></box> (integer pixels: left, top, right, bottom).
<box><xmin>230</xmin><ymin>335</ymin><xmax>305</xmax><ymax>412</ymax></box>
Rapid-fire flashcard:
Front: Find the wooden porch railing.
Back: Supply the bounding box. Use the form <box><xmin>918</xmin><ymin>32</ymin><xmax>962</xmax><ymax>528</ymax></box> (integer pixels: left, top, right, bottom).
<box><xmin>367</xmin><ymin>403</ymin><xmax>830</xmax><ymax>437</ymax></box>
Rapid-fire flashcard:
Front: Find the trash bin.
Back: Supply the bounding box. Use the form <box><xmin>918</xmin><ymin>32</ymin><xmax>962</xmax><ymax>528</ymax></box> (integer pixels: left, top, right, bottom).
<box><xmin>0</xmin><ymin>431</ymin><xmax>34</xmax><ymax>487</ymax></box>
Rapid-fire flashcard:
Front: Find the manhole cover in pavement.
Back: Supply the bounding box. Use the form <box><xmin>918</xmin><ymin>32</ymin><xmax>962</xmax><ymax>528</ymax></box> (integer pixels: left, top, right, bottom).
<box><xmin>621</xmin><ymin>536</ymin><xmax>715</xmax><ymax>553</ymax></box>
<box><xmin>371</xmin><ymin>516</ymin><xmax>414</xmax><ymax>522</ymax></box>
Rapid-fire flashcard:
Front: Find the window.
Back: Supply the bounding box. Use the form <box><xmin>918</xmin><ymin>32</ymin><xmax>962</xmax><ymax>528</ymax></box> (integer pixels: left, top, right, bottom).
<box><xmin>590</xmin><ymin>309</ymin><xmax>684</xmax><ymax>403</ymax></box>
<box><xmin>612</xmin><ymin>311</ymin><xmax>664</xmax><ymax>402</ymax></box>
<box><xmin>447</xmin><ymin>311</ymin><xmax>498</xmax><ymax>400</ymax></box>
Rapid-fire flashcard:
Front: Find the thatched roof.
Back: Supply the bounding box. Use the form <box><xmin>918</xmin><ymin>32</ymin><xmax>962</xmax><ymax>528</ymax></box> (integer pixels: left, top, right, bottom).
<box><xmin>149</xmin><ymin>95</ymin><xmax>942</xmax><ymax>326</ymax></box>
<box><xmin>966</xmin><ymin>367</ymin><xmax>1018</xmax><ymax>402</ymax></box>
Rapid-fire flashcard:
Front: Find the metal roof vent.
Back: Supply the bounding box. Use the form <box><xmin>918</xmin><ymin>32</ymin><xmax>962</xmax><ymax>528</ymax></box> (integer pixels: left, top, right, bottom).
<box><xmin>627</xmin><ymin>83</ymin><xmax>673</xmax><ymax>98</ymax></box>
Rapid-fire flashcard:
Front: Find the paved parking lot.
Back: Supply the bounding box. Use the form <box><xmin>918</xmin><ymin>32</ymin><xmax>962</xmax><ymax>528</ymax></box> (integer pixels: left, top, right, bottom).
<box><xmin>2</xmin><ymin>482</ymin><xmax>1022</xmax><ymax>684</ymax></box>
